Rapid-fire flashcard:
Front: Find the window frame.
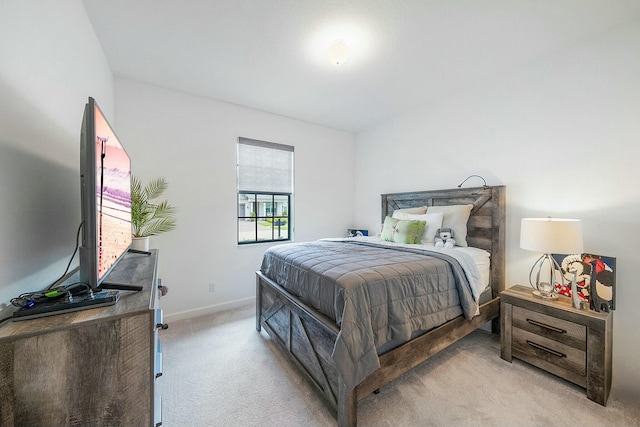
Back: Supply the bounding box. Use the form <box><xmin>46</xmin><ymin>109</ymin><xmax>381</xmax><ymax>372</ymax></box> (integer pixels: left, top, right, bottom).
<box><xmin>237</xmin><ymin>191</ymin><xmax>291</xmax><ymax>245</ymax></box>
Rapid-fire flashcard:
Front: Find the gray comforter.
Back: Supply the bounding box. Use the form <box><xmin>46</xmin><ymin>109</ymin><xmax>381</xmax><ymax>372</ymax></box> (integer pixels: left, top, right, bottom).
<box><xmin>260</xmin><ymin>240</ymin><xmax>478</xmax><ymax>389</ymax></box>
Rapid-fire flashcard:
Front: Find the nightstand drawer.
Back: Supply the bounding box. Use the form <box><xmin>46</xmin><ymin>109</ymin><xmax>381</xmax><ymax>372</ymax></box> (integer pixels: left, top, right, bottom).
<box><xmin>512</xmin><ymin>306</ymin><xmax>586</xmax><ymax>350</ymax></box>
<box><xmin>513</xmin><ymin>327</ymin><xmax>586</xmax><ymax>377</ymax></box>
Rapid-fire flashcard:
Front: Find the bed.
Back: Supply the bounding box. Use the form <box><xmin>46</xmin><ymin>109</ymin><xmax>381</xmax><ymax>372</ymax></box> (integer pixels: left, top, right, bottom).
<box><xmin>256</xmin><ymin>185</ymin><xmax>506</xmax><ymax>427</ymax></box>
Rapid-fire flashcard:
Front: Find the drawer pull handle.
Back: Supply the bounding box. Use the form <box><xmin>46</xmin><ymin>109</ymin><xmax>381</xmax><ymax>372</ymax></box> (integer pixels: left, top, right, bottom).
<box><xmin>526</xmin><ymin>318</ymin><xmax>566</xmax><ymax>334</ymax></box>
<box><xmin>526</xmin><ymin>340</ymin><xmax>566</xmax><ymax>358</ymax></box>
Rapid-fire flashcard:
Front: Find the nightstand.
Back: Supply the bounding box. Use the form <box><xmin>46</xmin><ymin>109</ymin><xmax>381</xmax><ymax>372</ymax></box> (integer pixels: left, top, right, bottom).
<box><xmin>500</xmin><ymin>285</ymin><xmax>612</xmax><ymax>406</ymax></box>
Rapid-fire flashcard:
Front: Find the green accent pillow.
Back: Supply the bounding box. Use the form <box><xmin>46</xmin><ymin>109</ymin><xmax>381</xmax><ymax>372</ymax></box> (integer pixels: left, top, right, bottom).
<box><xmin>380</xmin><ymin>216</ymin><xmax>399</xmax><ymax>242</ymax></box>
<box><xmin>380</xmin><ymin>216</ymin><xmax>426</xmax><ymax>244</ymax></box>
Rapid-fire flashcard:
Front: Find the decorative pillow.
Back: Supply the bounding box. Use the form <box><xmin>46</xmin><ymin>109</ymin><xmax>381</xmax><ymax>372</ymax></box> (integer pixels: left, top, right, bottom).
<box><xmin>392</xmin><ymin>212</ymin><xmax>444</xmax><ymax>243</ymax></box>
<box><xmin>392</xmin><ymin>206</ymin><xmax>427</xmax><ymax>216</ymax></box>
<box><xmin>395</xmin><ymin>219</ymin><xmax>426</xmax><ymax>244</ymax></box>
<box><xmin>380</xmin><ymin>216</ymin><xmax>398</xmax><ymax>241</ymax></box>
<box><xmin>426</xmin><ymin>204</ymin><xmax>473</xmax><ymax>247</ymax></box>
<box><xmin>380</xmin><ymin>216</ymin><xmax>426</xmax><ymax>244</ymax></box>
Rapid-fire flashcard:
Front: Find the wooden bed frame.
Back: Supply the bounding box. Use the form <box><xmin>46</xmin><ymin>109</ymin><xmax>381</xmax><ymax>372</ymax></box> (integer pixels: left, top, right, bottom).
<box><xmin>256</xmin><ymin>185</ymin><xmax>506</xmax><ymax>427</ymax></box>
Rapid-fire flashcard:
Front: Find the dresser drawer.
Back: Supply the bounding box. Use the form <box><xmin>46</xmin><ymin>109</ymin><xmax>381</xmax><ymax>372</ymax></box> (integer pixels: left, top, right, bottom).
<box><xmin>512</xmin><ymin>306</ymin><xmax>586</xmax><ymax>350</ymax></box>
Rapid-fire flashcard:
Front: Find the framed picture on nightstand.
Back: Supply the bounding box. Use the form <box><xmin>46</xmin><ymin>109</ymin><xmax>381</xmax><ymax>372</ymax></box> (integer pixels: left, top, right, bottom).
<box><xmin>551</xmin><ymin>253</ymin><xmax>616</xmax><ymax>312</ymax></box>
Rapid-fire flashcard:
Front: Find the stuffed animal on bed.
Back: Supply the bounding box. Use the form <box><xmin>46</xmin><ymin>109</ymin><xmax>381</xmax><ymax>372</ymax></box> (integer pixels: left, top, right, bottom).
<box><xmin>434</xmin><ymin>228</ymin><xmax>455</xmax><ymax>248</ymax></box>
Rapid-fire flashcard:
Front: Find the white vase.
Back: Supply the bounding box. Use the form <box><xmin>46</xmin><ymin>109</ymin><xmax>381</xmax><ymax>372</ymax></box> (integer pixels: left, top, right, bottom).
<box><xmin>131</xmin><ymin>236</ymin><xmax>150</xmax><ymax>251</ymax></box>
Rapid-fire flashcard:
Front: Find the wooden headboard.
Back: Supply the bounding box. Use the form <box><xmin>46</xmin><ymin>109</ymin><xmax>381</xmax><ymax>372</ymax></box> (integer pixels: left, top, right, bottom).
<box><xmin>381</xmin><ymin>185</ymin><xmax>506</xmax><ymax>297</ymax></box>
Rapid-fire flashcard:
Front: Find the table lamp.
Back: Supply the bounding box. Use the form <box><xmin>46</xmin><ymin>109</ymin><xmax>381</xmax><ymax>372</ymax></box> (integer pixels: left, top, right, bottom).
<box><xmin>520</xmin><ymin>217</ymin><xmax>584</xmax><ymax>298</ymax></box>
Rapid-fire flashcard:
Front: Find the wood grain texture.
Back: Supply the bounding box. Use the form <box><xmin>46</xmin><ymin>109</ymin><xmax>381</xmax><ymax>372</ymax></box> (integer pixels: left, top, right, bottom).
<box><xmin>258</xmin><ymin>186</ymin><xmax>507</xmax><ymax>426</ymax></box>
<box><xmin>512</xmin><ymin>306</ymin><xmax>586</xmax><ymax>350</ymax></box>
<box><xmin>500</xmin><ymin>285</ymin><xmax>612</xmax><ymax>406</ymax></box>
<box><xmin>500</xmin><ymin>299</ymin><xmax>512</xmax><ymax>361</ymax></box>
<box><xmin>356</xmin><ymin>297</ymin><xmax>500</xmax><ymax>399</ymax></box>
<box><xmin>381</xmin><ymin>185</ymin><xmax>506</xmax><ymax>297</ymax></box>
<box><xmin>0</xmin><ymin>250</ymin><xmax>160</xmax><ymax>426</ymax></box>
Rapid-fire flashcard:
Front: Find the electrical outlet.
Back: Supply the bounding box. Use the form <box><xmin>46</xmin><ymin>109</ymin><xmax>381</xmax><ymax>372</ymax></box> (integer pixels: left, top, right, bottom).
<box><xmin>208</xmin><ymin>283</ymin><xmax>216</xmax><ymax>292</ymax></box>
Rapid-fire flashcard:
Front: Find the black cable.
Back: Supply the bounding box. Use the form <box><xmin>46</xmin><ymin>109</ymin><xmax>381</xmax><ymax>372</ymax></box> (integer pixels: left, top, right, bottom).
<box><xmin>46</xmin><ymin>221</ymin><xmax>84</xmax><ymax>290</ymax></box>
<box><xmin>8</xmin><ymin>221</ymin><xmax>85</xmax><ymax>311</ymax></box>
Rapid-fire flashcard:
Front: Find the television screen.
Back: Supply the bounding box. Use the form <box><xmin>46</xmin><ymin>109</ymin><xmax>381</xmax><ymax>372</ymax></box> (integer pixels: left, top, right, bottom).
<box><xmin>79</xmin><ymin>97</ymin><xmax>132</xmax><ymax>289</ymax></box>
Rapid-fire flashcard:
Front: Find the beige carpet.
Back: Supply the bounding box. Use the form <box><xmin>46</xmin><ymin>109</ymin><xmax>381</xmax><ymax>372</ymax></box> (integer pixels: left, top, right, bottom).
<box><xmin>157</xmin><ymin>304</ymin><xmax>639</xmax><ymax>427</ymax></box>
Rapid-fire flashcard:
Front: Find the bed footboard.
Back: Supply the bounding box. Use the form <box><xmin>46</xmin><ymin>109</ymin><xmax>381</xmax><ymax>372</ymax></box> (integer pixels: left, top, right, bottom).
<box><xmin>256</xmin><ymin>271</ymin><xmax>346</xmax><ymax>416</ymax></box>
<box><xmin>256</xmin><ymin>270</ymin><xmax>500</xmax><ymax>427</ymax></box>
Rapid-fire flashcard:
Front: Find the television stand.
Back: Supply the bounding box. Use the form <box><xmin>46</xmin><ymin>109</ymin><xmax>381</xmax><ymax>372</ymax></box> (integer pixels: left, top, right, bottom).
<box><xmin>0</xmin><ymin>250</ymin><xmax>164</xmax><ymax>426</ymax></box>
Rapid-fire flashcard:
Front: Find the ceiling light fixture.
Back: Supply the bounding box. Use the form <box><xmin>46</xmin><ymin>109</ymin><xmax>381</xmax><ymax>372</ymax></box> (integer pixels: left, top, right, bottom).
<box><xmin>327</xmin><ymin>39</ymin><xmax>349</xmax><ymax>66</ymax></box>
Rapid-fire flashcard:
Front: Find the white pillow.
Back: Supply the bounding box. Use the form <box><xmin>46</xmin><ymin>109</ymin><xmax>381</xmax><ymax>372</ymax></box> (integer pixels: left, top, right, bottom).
<box><xmin>392</xmin><ymin>206</ymin><xmax>427</xmax><ymax>215</ymax></box>
<box><xmin>392</xmin><ymin>211</ymin><xmax>444</xmax><ymax>243</ymax></box>
<box><xmin>426</xmin><ymin>204</ymin><xmax>473</xmax><ymax>247</ymax></box>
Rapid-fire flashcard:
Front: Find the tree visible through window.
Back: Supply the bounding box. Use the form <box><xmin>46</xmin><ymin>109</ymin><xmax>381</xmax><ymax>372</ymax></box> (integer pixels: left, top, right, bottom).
<box><xmin>237</xmin><ymin>138</ymin><xmax>293</xmax><ymax>244</ymax></box>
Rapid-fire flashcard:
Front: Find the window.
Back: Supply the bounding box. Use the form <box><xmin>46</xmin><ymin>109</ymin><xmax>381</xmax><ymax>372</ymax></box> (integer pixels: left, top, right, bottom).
<box><xmin>237</xmin><ymin>137</ymin><xmax>293</xmax><ymax>244</ymax></box>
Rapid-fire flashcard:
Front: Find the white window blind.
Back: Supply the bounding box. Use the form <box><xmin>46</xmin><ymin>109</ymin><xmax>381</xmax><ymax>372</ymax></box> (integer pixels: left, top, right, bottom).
<box><xmin>237</xmin><ymin>137</ymin><xmax>293</xmax><ymax>193</ymax></box>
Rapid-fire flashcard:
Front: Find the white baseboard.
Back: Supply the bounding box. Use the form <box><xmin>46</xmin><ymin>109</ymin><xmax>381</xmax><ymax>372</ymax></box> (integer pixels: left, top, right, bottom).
<box><xmin>163</xmin><ymin>296</ymin><xmax>256</xmax><ymax>322</ymax></box>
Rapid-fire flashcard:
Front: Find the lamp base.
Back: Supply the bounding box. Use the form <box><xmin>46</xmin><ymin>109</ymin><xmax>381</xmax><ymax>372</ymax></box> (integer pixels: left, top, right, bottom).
<box><xmin>529</xmin><ymin>255</ymin><xmax>563</xmax><ymax>298</ymax></box>
<box><xmin>532</xmin><ymin>290</ymin><xmax>558</xmax><ymax>300</ymax></box>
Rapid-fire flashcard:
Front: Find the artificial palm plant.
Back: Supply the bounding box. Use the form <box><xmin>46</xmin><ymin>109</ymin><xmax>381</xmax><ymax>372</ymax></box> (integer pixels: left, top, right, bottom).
<box><xmin>131</xmin><ymin>176</ymin><xmax>177</xmax><ymax>237</ymax></box>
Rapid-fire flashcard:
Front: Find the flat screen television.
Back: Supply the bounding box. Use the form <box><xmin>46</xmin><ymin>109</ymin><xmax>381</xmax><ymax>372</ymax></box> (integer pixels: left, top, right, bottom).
<box><xmin>79</xmin><ymin>97</ymin><xmax>141</xmax><ymax>291</ymax></box>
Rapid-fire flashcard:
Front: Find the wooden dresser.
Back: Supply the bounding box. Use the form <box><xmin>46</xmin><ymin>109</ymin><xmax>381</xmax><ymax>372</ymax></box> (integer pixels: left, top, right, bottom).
<box><xmin>500</xmin><ymin>285</ymin><xmax>612</xmax><ymax>406</ymax></box>
<box><xmin>0</xmin><ymin>250</ymin><xmax>165</xmax><ymax>426</ymax></box>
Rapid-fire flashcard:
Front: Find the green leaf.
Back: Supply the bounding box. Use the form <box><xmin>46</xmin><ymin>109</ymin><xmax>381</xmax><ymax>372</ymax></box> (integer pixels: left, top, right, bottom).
<box><xmin>131</xmin><ymin>175</ymin><xmax>177</xmax><ymax>237</ymax></box>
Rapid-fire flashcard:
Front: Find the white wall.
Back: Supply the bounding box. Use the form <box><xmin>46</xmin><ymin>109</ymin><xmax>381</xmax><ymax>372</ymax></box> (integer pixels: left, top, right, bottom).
<box><xmin>114</xmin><ymin>79</ymin><xmax>355</xmax><ymax>319</ymax></box>
<box><xmin>0</xmin><ymin>0</ymin><xmax>113</xmax><ymax>311</ymax></box>
<box><xmin>354</xmin><ymin>20</ymin><xmax>640</xmax><ymax>401</ymax></box>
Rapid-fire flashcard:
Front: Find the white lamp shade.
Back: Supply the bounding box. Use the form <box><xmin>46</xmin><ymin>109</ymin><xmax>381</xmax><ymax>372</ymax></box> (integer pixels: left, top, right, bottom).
<box><xmin>327</xmin><ymin>39</ymin><xmax>349</xmax><ymax>66</ymax></box>
<box><xmin>520</xmin><ymin>218</ymin><xmax>584</xmax><ymax>254</ymax></box>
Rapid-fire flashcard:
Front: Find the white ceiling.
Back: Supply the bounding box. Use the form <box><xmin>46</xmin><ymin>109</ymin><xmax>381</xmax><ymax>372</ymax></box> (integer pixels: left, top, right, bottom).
<box><xmin>82</xmin><ymin>0</ymin><xmax>640</xmax><ymax>132</ymax></box>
